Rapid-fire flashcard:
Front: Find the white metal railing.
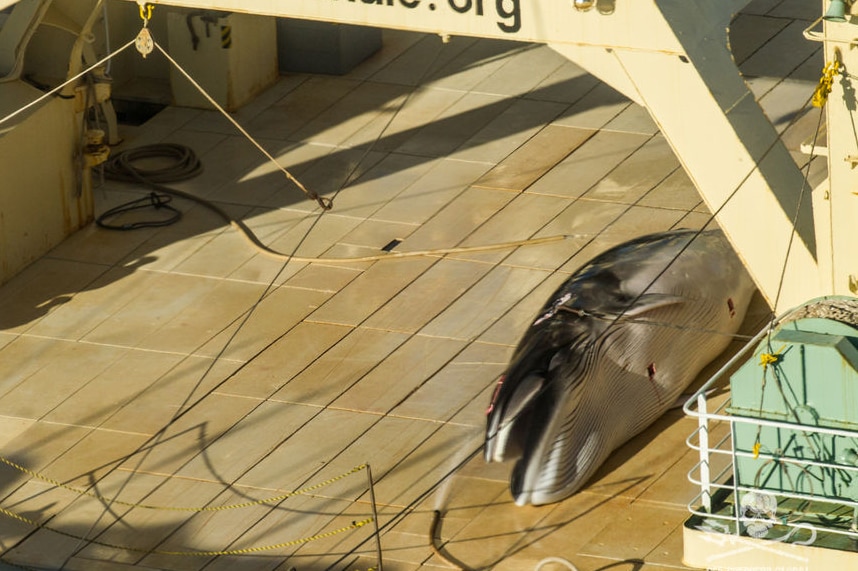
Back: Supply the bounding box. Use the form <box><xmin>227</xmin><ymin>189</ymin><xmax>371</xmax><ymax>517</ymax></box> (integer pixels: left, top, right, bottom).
<box><xmin>683</xmin><ymin>325</ymin><xmax>858</xmax><ymax>543</ymax></box>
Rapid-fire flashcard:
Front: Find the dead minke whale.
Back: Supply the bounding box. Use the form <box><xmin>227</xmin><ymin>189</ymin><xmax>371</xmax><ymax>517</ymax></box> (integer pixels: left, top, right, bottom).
<box><xmin>484</xmin><ymin>229</ymin><xmax>756</xmax><ymax>506</ymax></box>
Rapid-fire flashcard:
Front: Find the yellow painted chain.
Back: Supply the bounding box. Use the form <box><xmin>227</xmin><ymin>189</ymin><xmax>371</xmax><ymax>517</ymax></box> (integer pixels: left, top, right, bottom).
<box><xmin>0</xmin><ymin>504</ymin><xmax>372</xmax><ymax>556</ymax></box>
<box><xmin>0</xmin><ymin>455</ymin><xmax>365</xmax><ymax>512</ymax></box>
<box><xmin>812</xmin><ymin>60</ymin><xmax>842</xmax><ymax>108</ymax></box>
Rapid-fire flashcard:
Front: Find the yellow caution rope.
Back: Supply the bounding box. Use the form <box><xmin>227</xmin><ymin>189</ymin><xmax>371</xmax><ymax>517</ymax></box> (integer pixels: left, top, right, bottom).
<box><xmin>0</xmin><ymin>455</ymin><xmax>365</xmax><ymax>512</ymax></box>
<box><xmin>0</xmin><ymin>504</ymin><xmax>371</xmax><ymax>556</ymax></box>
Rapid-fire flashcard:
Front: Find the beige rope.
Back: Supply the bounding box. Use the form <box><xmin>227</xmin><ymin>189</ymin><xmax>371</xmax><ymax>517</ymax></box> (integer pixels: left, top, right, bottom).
<box><xmin>0</xmin><ymin>39</ymin><xmax>136</xmax><ymax>128</ymax></box>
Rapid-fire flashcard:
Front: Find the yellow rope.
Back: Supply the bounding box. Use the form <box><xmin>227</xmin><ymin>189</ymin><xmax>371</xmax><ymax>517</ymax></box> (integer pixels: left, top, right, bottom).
<box><xmin>157</xmin><ymin>519</ymin><xmax>373</xmax><ymax>557</ymax></box>
<box><xmin>753</xmin><ymin>344</ymin><xmax>787</xmax><ymax>458</ymax></box>
<box><xmin>758</xmin><ymin>344</ymin><xmax>785</xmax><ymax>369</ymax></box>
<box><xmin>758</xmin><ymin>352</ymin><xmax>781</xmax><ymax>367</ymax></box>
<box><xmin>0</xmin><ymin>455</ymin><xmax>365</xmax><ymax>512</ymax></box>
<box><xmin>0</xmin><ymin>504</ymin><xmax>371</xmax><ymax>556</ymax></box>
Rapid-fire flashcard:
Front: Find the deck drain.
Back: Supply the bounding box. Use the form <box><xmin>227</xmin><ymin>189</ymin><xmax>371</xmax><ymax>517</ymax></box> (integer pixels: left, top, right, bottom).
<box><xmin>381</xmin><ymin>238</ymin><xmax>402</xmax><ymax>252</ymax></box>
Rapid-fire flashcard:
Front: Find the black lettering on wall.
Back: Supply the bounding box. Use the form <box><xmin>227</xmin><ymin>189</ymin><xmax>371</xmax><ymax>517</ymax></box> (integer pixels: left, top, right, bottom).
<box><xmin>448</xmin><ymin>0</ymin><xmax>471</xmax><ymax>14</ymax></box>
<box><xmin>496</xmin><ymin>0</ymin><xmax>520</xmax><ymax>33</ymax></box>
<box><xmin>329</xmin><ymin>0</ymin><xmax>521</xmax><ymax>35</ymax></box>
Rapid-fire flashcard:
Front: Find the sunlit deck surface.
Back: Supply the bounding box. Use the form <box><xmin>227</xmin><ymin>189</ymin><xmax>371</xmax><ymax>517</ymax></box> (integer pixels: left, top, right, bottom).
<box><xmin>0</xmin><ymin>1</ymin><xmax>825</xmax><ymax>569</ymax></box>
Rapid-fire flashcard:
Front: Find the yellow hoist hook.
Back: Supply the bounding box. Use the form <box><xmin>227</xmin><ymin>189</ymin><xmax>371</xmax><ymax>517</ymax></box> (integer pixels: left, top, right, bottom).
<box><xmin>812</xmin><ymin>57</ymin><xmax>842</xmax><ymax>108</ymax></box>
<box><xmin>135</xmin><ymin>2</ymin><xmax>155</xmax><ymax>58</ymax></box>
<box><xmin>138</xmin><ymin>2</ymin><xmax>154</xmax><ymax>25</ymax></box>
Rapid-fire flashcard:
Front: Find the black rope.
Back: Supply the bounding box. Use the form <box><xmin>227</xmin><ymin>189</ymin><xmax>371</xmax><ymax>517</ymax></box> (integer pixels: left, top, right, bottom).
<box><xmin>96</xmin><ymin>191</ymin><xmax>181</xmax><ymax>230</ymax></box>
<box><xmin>97</xmin><ymin>143</ymin><xmax>205</xmax><ymax>230</ymax></box>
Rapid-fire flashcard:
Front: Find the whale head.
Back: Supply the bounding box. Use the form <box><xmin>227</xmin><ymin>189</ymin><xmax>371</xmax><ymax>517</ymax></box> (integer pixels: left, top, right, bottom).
<box><xmin>484</xmin><ymin>230</ymin><xmax>755</xmax><ymax>505</ymax></box>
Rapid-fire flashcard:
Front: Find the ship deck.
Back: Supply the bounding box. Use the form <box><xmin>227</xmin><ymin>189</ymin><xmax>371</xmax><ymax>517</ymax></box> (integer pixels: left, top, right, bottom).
<box><xmin>0</xmin><ymin>1</ymin><xmax>825</xmax><ymax>569</ymax></box>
